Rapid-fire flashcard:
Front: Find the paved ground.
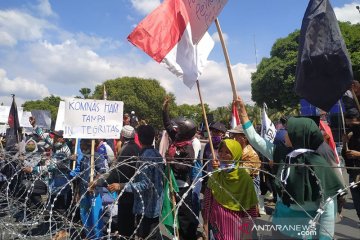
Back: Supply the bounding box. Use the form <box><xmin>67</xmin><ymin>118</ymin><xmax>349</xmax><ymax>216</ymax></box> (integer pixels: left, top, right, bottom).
<box><xmin>255</xmin><ymin>170</ymin><xmax>360</xmax><ymax>240</ymax></box>
<box><xmin>255</xmin><ymin>194</ymin><xmax>360</xmax><ymax>240</ymax></box>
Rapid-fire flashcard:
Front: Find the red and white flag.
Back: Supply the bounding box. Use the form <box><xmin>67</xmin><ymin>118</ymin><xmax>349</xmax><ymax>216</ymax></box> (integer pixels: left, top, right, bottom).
<box><xmin>127</xmin><ymin>0</ymin><xmax>214</xmax><ymax>89</ymax></box>
<box><xmin>231</xmin><ymin>102</ymin><xmax>240</xmax><ymax>129</ymax></box>
<box><xmin>319</xmin><ymin>120</ymin><xmax>340</xmax><ymax>164</ymax></box>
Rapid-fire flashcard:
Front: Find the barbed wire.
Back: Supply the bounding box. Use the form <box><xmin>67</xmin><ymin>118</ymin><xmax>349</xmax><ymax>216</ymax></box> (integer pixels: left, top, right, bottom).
<box><xmin>0</xmin><ymin>150</ymin><xmax>359</xmax><ymax>239</ymax></box>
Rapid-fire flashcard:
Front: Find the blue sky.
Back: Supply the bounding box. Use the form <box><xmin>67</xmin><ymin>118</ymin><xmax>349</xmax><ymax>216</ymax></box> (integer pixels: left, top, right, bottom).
<box><xmin>0</xmin><ymin>0</ymin><xmax>359</xmax><ymax>109</ymax></box>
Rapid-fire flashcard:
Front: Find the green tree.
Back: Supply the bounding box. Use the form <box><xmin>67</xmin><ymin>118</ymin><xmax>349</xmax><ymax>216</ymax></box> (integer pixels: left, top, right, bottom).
<box><xmin>92</xmin><ymin>77</ymin><xmax>170</xmax><ymax>129</ymax></box>
<box><xmin>251</xmin><ymin>30</ymin><xmax>300</xmax><ymax>110</ymax></box>
<box><xmin>79</xmin><ymin>88</ymin><xmax>91</xmax><ymax>99</ymax></box>
<box><xmin>22</xmin><ymin>95</ymin><xmax>62</xmax><ymax>123</ymax></box>
<box><xmin>252</xmin><ymin>21</ymin><xmax>360</xmax><ymax>110</ymax></box>
<box><xmin>176</xmin><ymin>103</ymin><xmax>210</xmax><ymax>126</ymax></box>
<box><xmin>245</xmin><ymin>104</ymin><xmax>262</xmax><ymax>126</ymax></box>
<box><xmin>211</xmin><ymin>105</ymin><xmax>231</xmax><ymax>128</ymax></box>
<box><xmin>339</xmin><ymin>22</ymin><xmax>360</xmax><ymax>80</ymax></box>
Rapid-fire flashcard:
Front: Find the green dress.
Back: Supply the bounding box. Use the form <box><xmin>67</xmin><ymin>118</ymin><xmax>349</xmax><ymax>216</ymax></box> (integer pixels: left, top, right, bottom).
<box><xmin>272</xmin><ymin>117</ymin><xmax>345</xmax><ymax>239</ymax></box>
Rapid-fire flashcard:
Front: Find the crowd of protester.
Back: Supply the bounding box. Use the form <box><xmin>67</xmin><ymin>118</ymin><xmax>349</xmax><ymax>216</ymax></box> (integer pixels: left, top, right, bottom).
<box><xmin>0</xmin><ymin>81</ymin><xmax>359</xmax><ymax>239</ymax></box>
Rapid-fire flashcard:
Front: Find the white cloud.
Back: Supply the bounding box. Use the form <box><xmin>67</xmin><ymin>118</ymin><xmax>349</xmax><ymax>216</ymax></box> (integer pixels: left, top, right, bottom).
<box><xmin>0</xmin><ymin>9</ymin><xmax>54</xmax><ymax>47</ymax></box>
<box><xmin>211</xmin><ymin>32</ymin><xmax>229</xmax><ymax>43</ymax></box>
<box><xmin>26</xmin><ymin>40</ymin><xmax>119</xmax><ymax>87</ymax></box>
<box><xmin>1</xmin><ymin>35</ymin><xmax>255</xmax><ymax>109</ymax></box>
<box><xmin>127</xmin><ymin>15</ymin><xmax>135</xmax><ymax>21</ymax></box>
<box><xmin>0</xmin><ymin>0</ymin><xmax>255</xmax><ymax>110</ymax></box>
<box><xmin>0</xmin><ymin>31</ymin><xmax>16</xmax><ymax>47</ymax></box>
<box><xmin>334</xmin><ymin>2</ymin><xmax>360</xmax><ymax>24</ymax></box>
<box><xmin>36</xmin><ymin>0</ymin><xmax>56</xmax><ymax>17</ymax></box>
<box><xmin>130</xmin><ymin>0</ymin><xmax>161</xmax><ymax>15</ymax></box>
<box><xmin>0</xmin><ymin>68</ymin><xmax>50</xmax><ymax>102</ymax></box>
<box><xmin>72</xmin><ymin>32</ymin><xmax>122</xmax><ymax>50</ymax></box>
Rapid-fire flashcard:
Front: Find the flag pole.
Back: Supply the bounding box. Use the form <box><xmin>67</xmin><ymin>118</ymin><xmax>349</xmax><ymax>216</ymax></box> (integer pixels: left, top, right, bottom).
<box><xmin>196</xmin><ymin>80</ymin><xmax>215</xmax><ymax>240</ymax></box>
<box><xmin>215</xmin><ymin>18</ymin><xmax>237</xmax><ymax>101</ymax></box>
<box><xmin>72</xmin><ymin>139</ymin><xmax>79</xmax><ymax>170</ymax></box>
<box><xmin>196</xmin><ymin>81</ymin><xmax>216</xmax><ymax>160</ymax></box>
<box><xmin>351</xmin><ymin>89</ymin><xmax>360</xmax><ymax>113</ymax></box>
<box><xmin>338</xmin><ymin>100</ymin><xmax>348</xmax><ymax>150</ymax></box>
<box><xmin>103</xmin><ymin>84</ymin><xmax>107</xmax><ymax>101</ymax></box>
<box><xmin>90</xmin><ymin>139</ymin><xmax>95</xmax><ymax>182</ymax></box>
<box><xmin>0</xmin><ymin>137</ymin><xmax>3</xmax><ymax>151</ymax></box>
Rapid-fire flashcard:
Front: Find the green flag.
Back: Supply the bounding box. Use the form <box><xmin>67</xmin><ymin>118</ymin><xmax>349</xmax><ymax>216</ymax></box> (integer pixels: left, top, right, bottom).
<box><xmin>161</xmin><ymin>165</ymin><xmax>179</xmax><ymax>235</ymax></box>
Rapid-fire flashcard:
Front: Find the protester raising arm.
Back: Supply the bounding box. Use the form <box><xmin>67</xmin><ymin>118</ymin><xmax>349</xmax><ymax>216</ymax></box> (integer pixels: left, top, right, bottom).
<box><xmin>162</xmin><ymin>95</ymin><xmax>195</xmax><ymax>178</ymax></box>
<box><xmin>234</xmin><ymin>96</ymin><xmax>275</xmax><ymax>160</ymax></box>
<box><xmin>29</xmin><ymin>116</ymin><xmax>53</xmax><ymax>146</ymax></box>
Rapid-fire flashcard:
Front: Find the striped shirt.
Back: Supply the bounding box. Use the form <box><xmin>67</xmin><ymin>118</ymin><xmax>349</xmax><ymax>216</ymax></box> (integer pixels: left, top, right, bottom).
<box><xmin>33</xmin><ymin>125</ymin><xmax>53</xmax><ymax>146</ymax></box>
<box><xmin>203</xmin><ymin>188</ymin><xmax>258</xmax><ymax>240</ymax></box>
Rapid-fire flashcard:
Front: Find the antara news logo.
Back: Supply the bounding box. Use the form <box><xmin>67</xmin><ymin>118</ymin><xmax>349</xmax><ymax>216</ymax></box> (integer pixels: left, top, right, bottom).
<box><xmin>251</xmin><ymin>224</ymin><xmax>317</xmax><ymax>237</ymax></box>
<box><xmin>239</xmin><ymin>223</ymin><xmax>317</xmax><ymax>237</ymax></box>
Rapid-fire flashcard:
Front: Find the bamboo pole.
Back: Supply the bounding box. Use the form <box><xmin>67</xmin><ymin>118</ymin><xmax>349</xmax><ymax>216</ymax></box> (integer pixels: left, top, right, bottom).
<box><xmin>72</xmin><ymin>139</ymin><xmax>79</xmax><ymax>170</ymax></box>
<box><xmin>196</xmin><ymin>80</ymin><xmax>215</xmax><ymax>240</ymax></box>
<box><xmin>215</xmin><ymin>18</ymin><xmax>237</xmax><ymax>101</ymax></box>
<box><xmin>90</xmin><ymin>139</ymin><xmax>95</xmax><ymax>182</ymax></box>
<box><xmin>0</xmin><ymin>137</ymin><xmax>3</xmax><ymax>151</ymax></box>
<box><xmin>196</xmin><ymin>81</ymin><xmax>216</xmax><ymax>160</ymax></box>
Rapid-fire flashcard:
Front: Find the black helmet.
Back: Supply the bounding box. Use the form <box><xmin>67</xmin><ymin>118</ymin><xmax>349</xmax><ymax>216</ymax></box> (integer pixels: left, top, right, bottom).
<box><xmin>173</xmin><ymin>117</ymin><xmax>196</xmax><ymax>140</ymax></box>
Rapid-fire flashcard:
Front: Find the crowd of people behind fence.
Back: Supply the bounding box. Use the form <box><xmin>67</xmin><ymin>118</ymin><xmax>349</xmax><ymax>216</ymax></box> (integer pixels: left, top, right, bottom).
<box><xmin>0</xmin><ymin>81</ymin><xmax>360</xmax><ymax>239</ymax></box>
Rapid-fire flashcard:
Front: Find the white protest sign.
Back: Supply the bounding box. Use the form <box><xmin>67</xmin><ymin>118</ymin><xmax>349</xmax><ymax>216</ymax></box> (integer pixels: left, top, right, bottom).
<box><xmin>55</xmin><ymin>101</ymin><xmax>65</xmax><ymax>131</ymax></box>
<box><xmin>0</xmin><ymin>124</ymin><xmax>7</xmax><ymax>134</ymax></box>
<box><xmin>17</xmin><ymin>108</ymin><xmax>24</xmax><ymax>124</ymax></box>
<box><xmin>31</xmin><ymin>110</ymin><xmax>51</xmax><ymax>129</ymax></box>
<box><xmin>0</xmin><ymin>106</ymin><xmax>23</xmax><ymax>124</ymax></box>
<box><xmin>63</xmin><ymin>98</ymin><xmax>123</xmax><ymax>139</ymax></box>
<box><xmin>20</xmin><ymin>111</ymin><xmax>33</xmax><ymax>128</ymax></box>
<box><xmin>183</xmin><ymin>0</ymin><xmax>228</xmax><ymax>44</ymax></box>
<box><xmin>0</xmin><ymin>106</ymin><xmax>10</xmax><ymax>123</ymax></box>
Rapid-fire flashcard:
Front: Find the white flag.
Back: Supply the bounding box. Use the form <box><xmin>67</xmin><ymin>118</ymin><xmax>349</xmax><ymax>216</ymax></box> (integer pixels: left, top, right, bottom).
<box><xmin>261</xmin><ymin>103</ymin><xmax>277</xmax><ymax>143</ymax></box>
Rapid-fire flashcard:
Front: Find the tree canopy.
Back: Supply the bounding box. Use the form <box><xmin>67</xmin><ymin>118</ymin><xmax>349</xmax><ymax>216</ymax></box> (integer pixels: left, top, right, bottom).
<box><xmin>251</xmin><ymin>21</ymin><xmax>360</xmax><ymax>110</ymax></box>
<box><xmin>22</xmin><ymin>95</ymin><xmax>63</xmax><ymax>124</ymax></box>
<box><xmin>176</xmin><ymin>103</ymin><xmax>210</xmax><ymax>126</ymax></box>
<box><xmin>78</xmin><ymin>88</ymin><xmax>91</xmax><ymax>99</ymax></box>
<box><xmin>92</xmin><ymin>77</ymin><xmax>171</xmax><ymax>129</ymax></box>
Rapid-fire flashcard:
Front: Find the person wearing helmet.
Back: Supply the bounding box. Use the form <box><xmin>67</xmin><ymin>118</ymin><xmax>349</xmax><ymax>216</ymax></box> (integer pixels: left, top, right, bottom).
<box><xmin>130</xmin><ymin>111</ymin><xmax>139</xmax><ymax>128</ymax></box>
<box><xmin>162</xmin><ymin>96</ymin><xmax>198</xmax><ymax>240</ymax></box>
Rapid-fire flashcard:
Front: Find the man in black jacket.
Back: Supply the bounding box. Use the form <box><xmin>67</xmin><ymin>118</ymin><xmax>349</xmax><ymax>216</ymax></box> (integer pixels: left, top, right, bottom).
<box><xmin>163</xmin><ymin>96</ymin><xmax>197</xmax><ymax>240</ymax></box>
<box><xmin>96</xmin><ymin>125</ymin><xmax>140</xmax><ymax>238</ymax></box>
<box><xmin>342</xmin><ymin>110</ymin><xmax>360</xmax><ymax>226</ymax></box>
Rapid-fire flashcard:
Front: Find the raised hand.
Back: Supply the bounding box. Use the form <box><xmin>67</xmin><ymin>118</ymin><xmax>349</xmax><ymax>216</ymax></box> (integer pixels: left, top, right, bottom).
<box><xmin>163</xmin><ymin>95</ymin><xmax>171</xmax><ymax>110</ymax></box>
<box><xmin>29</xmin><ymin>116</ymin><xmax>36</xmax><ymax>127</ymax></box>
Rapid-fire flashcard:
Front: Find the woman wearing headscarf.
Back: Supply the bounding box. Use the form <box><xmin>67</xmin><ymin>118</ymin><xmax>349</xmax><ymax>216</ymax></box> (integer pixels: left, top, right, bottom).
<box><xmin>228</xmin><ymin>125</ymin><xmax>263</xmax><ymax>215</ymax></box>
<box><xmin>203</xmin><ymin>139</ymin><xmax>258</xmax><ymax>240</ymax></box>
<box><xmin>235</xmin><ymin>96</ymin><xmax>345</xmax><ymax>239</ymax></box>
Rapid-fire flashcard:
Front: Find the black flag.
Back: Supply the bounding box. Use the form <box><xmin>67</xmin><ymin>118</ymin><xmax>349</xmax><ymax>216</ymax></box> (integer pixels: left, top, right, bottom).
<box><xmin>6</xmin><ymin>95</ymin><xmax>21</xmax><ymax>150</ymax></box>
<box><xmin>295</xmin><ymin>0</ymin><xmax>353</xmax><ymax>112</ymax></box>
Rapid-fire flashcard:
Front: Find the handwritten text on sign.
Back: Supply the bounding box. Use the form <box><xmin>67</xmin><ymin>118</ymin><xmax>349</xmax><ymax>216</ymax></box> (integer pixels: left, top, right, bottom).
<box><xmin>183</xmin><ymin>0</ymin><xmax>228</xmax><ymax>44</ymax></box>
<box><xmin>63</xmin><ymin>99</ymin><xmax>123</xmax><ymax>139</ymax></box>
